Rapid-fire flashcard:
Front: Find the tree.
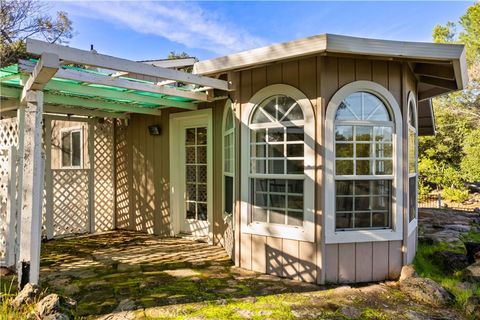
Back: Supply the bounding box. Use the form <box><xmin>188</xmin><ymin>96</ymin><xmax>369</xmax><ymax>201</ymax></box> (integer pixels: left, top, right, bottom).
<box><xmin>0</xmin><ymin>0</ymin><xmax>73</xmax><ymax>67</ymax></box>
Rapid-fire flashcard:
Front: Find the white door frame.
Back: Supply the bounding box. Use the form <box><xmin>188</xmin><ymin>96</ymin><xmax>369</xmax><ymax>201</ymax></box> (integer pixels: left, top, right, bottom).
<box><xmin>169</xmin><ymin>109</ymin><xmax>213</xmax><ymax>241</ymax></box>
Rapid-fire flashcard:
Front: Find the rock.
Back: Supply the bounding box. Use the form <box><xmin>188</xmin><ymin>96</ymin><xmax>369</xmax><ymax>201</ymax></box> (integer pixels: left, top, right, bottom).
<box><xmin>340</xmin><ymin>306</ymin><xmax>361</xmax><ymax>318</ymax></box>
<box><xmin>465</xmin><ymin>295</ymin><xmax>480</xmax><ymax>318</ymax></box>
<box><xmin>475</xmin><ymin>251</ymin><xmax>480</xmax><ymax>262</ymax></box>
<box><xmin>464</xmin><ymin>242</ymin><xmax>480</xmax><ymax>264</ymax></box>
<box><xmin>0</xmin><ymin>266</ymin><xmax>14</xmax><ymax>277</ymax></box>
<box><xmin>117</xmin><ymin>263</ymin><xmax>141</xmax><ymax>272</ymax></box>
<box><xmin>35</xmin><ymin>293</ymin><xmax>76</xmax><ymax>319</ymax></box>
<box><xmin>455</xmin><ymin>282</ymin><xmax>473</xmax><ymax>291</ymax></box>
<box><xmin>11</xmin><ymin>283</ymin><xmax>40</xmax><ymax>308</ymax></box>
<box><xmin>433</xmin><ymin>251</ymin><xmax>469</xmax><ymax>273</ymax></box>
<box><xmin>43</xmin><ymin>314</ymin><xmax>70</xmax><ymax>320</ymax></box>
<box><xmin>399</xmin><ymin>265</ymin><xmax>417</xmax><ymax>282</ymax></box>
<box><xmin>399</xmin><ymin>277</ymin><xmax>454</xmax><ymax>306</ymax></box>
<box><xmin>446</xmin><ymin>224</ymin><xmax>471</xmax><ymax>232</ymax></box>
<box><xmin>464</xmin><ymin>262</ymin><xmax>480</xmax><ymax>282</ymax></box>
<box><xmin>430</xmin><ymin>230</ymin><xmax>461</xmax><ymax>243</ymax></box>
<box><xmin>97</xmin><ymin>311</ymin><xmax>136</xmax><ymax>320</ymax></box>
<box><xmin>115</xmin><ymin>298</ymin><xmax>136</xmax><ymax>312</ymax></box>
<box><xmin>233</xmin><ymin>308</ymin><xmax>253</xmax><ymax>319</ymax></box>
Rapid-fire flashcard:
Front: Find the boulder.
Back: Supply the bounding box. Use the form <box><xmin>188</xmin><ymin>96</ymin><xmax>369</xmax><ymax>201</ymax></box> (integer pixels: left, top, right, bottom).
<box><xmin>35</xmin><ymin>293</ymin><xmax>77</xmax><ymax>319</ymax></box>
<box><xmin>399</xmin><ymin>277</ymin><xmax>453</xmax><ymax>306</ymax></box>
<box><xmin>465</xmin><ymin>295</ymin><xmax>480</xmax><ymax>318</ymax></box>
<box><xmin>464</xmin><ymin>262</ymin><xmax>480</xmax><ymax>282</ymax></box>
<box><xmin>399</xmin><ymin>265</ymin><xmax>417</xmax><ymax>282</ymax></box>
<box><xmin>433</xmin><ymin>251</ymin><xmax>469</xmax><ymax>273</ymax></box>
<box><xmin>0</xmin><ymin>266</ymin><xmax>14</xmax><ymax>277</ymax></box>
<box><xmin>464</xmin><ymin>242</ymin><xmax>480</xmax><ymax>264</ymax></box>
<box><xmin>11</xmin><ymin>283</ymin><xmax>40</xmax><ymax>308</ymax></box>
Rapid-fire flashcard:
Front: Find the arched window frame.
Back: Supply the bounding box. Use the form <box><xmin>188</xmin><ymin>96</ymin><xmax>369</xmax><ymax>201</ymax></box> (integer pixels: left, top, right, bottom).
<box><xmin>222</xmin><ymin>100</ymin><xmax>235</xmax><ymax>227</ymax></box>
<box><xmin>325</xmin><ymin>81</ymin><xmax>403</xmax><ymax>244</ymax></box>
<box><xmin>241</xmin><ymin>84</ymin><xmax>315</xmax><ymax>242</ymax></box>
<box><xmin>407</xmin><ymin>92</ymin><xmax>418</xmax><ymax>235</ymax></box>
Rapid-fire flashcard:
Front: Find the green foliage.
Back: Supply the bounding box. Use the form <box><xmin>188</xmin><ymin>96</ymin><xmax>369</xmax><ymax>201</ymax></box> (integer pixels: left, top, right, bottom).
<box><xmin>0</xmin><ymin>0</ymin><xmax>73</xmax><ymax>67</ymax></box>
<box><xmin>413</xmin><ymin>242</ymin><xmax>480</xmax><ymax>308</ymax></box>
<box><xmin>441</xmin><ymin>187</ymin><xmax>469</xmax><ymax>203</ymax></box>
<box><xmin>461</xmin><ymin>128</ymin><xmax>480</xmax><ymax>182</ymax></box>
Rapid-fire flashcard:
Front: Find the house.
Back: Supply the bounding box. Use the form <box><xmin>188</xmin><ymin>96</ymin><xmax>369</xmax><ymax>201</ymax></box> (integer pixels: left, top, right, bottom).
<box><xmin>0</xmin><ymin>34</ymin><xmax>467</xmax><ymax>287</ymax></box>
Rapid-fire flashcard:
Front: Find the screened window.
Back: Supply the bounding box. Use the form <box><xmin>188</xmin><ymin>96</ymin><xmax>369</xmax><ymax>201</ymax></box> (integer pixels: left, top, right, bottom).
<box><xmin>408</xmin><ymin>100</ymin><xmax>418</xmax><ymax>222</ymax></box>
<box><xmin>334</xmin><ymin>92</ymin><xmax>393</xmax><ymax>230</ymax></box>
<box><xmin>223</xmin><ymin>104</ymin><xmax>235</xmax><ymax>216</ymax></box>
<box><xmin>249</xmin><ymin>95</ymin><xmax>305</xmax><ymax>226</ymax></box>
<box><xmin>61</xmin><ymin>129</ymin><xmax>82</xmax><ymax>168</ymax></box>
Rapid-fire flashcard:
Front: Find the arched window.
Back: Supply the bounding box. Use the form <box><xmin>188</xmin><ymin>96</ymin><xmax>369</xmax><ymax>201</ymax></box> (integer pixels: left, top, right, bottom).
<box><xmin>241</xmin><ymin>84</ymin><xmax>315</xmax><ymax>242</ymax></box>
<box><xmin>407</xmin><ymin>93</ymin><xmax>418</xmax><ymax>230</ymax></box>
<box><xmin>325</xmin><ymin>81</ymin><xmax>403</xmax><ymax>243</ymax></box>
<box><xmin>223</xmin><ymin>101</ymin><xmax>235</xmax><ymax>218</ymax></box>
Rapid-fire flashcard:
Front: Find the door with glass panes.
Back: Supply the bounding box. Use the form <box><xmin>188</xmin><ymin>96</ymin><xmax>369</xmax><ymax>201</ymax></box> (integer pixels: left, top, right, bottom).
<box><xmin>170</xmin><ymin>111</ymin><xmax>212</xmax><ymax>237</ymax></box>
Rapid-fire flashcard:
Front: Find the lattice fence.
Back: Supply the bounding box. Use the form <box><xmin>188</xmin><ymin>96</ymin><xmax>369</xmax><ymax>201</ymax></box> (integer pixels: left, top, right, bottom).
<box><xmin>0</xmin><ymin>117</ymin><xmax>18</xmax><ymax>266</ymax></box>
<box><xmin>94</xmin><ymin>120</ymin><xmax>114</xmax><ymax>231</ymax></box>
<box><xmin>52</xmin><ymin>169</ymin><xmax>89</xmax><ymax>236</ymax></box>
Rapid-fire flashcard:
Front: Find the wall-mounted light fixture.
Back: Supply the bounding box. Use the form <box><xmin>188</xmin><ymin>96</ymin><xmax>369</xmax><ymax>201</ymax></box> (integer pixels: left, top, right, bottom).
<box><xmin>148</xmin><ymin>125</ymin><xmax>161</xmax><ymax>136</ymax></box>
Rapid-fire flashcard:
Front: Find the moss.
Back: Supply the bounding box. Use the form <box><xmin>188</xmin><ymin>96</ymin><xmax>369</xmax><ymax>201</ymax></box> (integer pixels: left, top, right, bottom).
<box><xmin>360</xmin><ymin>308</ymin><xmax>389</xmax><ymax>320</ymax></box>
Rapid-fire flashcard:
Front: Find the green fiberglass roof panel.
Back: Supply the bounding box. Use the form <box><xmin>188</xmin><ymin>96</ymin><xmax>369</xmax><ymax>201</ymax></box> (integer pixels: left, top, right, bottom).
<box><xmin>0</xmin><ymin>63</ymin><xmax>198</xmax><ymax>111</ymax></box>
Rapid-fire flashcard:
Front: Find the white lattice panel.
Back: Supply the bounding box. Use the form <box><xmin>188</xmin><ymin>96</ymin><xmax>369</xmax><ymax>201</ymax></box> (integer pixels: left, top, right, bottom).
<box><xmin>0</xmin><ymin>149</ymin><xmax>10</xmax><ymax>260</ymax></box>
<box><xmin>94</xmin><ymin>120</ymin><xmax>114</xmax><ymax>231</ymax></box>
<box><xmin>0</xmin><ymin>118</ymin><xmax>18</xmax><ymax>148</ymax></box>
<box><xmin>52</xmin><ymin>169</ymin><xmax>89</xmax><ymax>236</ymax></box>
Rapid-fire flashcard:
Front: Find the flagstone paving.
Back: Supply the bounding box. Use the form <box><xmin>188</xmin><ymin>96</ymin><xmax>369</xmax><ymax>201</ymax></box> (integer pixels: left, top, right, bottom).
<box><xmin>26</xmin><ymin>231</ymin><xmax>467</xmax><ymax>319</ymax></box>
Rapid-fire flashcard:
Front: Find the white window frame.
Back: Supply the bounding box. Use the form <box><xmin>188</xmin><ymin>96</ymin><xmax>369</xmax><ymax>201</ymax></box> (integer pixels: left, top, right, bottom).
<box><xmin>222</xmin><ymin>100</ymin><xmax>235</xmax><ymax>228</ymax></box>
<box><xmin>325</xmin><ymin>80</ymin><xmax>403</xmax><ymax>244</ymax></box>
<box><xmin>407</xmin><ymin>92</ymin><xmax>418</xmax><ymax>235</ymax></box>
<box><xmin>60</xmin><ymin>127</ymin><xmax>83</xmax><ymax>169</ymax></box>
<box><xmin>241</xmin><ymin>84</ymin><xmax>315</xmax><ymax>242</ymax></box>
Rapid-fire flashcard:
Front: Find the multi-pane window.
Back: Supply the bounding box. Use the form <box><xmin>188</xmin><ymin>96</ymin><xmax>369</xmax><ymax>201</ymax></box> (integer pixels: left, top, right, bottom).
<box><xmin>185</xmin><ymin>127</ymin><xmax>208</xmax><ymax>221</ymax></box>
<box><xmin>249</xmin><ymin>95</ymin><xmax>305</xmax><ymax>226</ymax></box>
<box><xmin>408</xmin><ymin>100</ymin><xmax>418</xmax><ymax>222</ymax></box>
<box><xmin>223</xmin><ymin>105</ymin><xmax>234</xmax><ymax>216</ymax></box>
<box><xmin>61</xmin><ymin>129</ymin><xmax>82</xmax><ymax>168</ymax></box>
<box><xmin>334</xmin><ymin>92</ymin><xmax>394</xmax><ymax>230</ymax></box>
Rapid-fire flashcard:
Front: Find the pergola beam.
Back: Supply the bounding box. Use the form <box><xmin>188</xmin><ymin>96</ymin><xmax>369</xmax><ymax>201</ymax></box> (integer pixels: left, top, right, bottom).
<box><xmin>26</xmin><ymin>38</ymin><xmax>231</xmax><ymax>91</ymax></box>
<box><xmin>44</xmin><ymin>105</ymin><xmax>129</xmax><ymax>119</ymax></box>
<box><xmin>414</xmin><ymin>63</ymin><xmax>455</xmax><ymax>80</ymax></box>
<box><xmin>21</xmin><ymin>53</ymin><xmax>59</xmax><ymax>102</ymax></box>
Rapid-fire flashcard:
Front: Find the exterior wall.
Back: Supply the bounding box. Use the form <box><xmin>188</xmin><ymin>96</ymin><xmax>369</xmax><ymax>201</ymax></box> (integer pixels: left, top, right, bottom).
<box><xmin>233</xmin><ymin>55</ymin><xmax>412</xmax><ymax>283</ymax></box>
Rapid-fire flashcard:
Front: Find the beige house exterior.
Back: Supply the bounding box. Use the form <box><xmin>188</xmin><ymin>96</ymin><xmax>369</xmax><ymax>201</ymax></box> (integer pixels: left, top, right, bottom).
<box><xmin>0</xmin><ymin>34</ymin><xmax>468</xmax><ymax>286</ymax></box>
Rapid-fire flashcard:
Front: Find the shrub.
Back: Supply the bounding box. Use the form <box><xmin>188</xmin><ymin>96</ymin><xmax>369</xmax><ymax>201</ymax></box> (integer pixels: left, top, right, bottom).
<box><xmin>441</xmin><ymin>187</ymin><xmax>469</xmax><ymax>203</ymax></box>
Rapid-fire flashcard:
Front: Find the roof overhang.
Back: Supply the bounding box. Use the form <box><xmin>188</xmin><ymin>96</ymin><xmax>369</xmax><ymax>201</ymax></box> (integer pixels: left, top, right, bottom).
<box><xmin>194</xmin><ymin>33</ymin><xmax>468</xmax><ymax>136</ymax></box>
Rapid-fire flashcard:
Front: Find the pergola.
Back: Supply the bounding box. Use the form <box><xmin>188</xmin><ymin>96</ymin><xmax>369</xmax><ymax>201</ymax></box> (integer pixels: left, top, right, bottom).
<box><xmin>0</xmin><ymin>39</ymin><xmax>231</xmax><ymax>287</ymax></box>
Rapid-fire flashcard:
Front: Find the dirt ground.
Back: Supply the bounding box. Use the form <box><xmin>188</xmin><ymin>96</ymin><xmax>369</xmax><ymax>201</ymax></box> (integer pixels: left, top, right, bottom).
<box><xmin>0</xmin><ymin>231</ymin><xmax>467</xmax><ymax>319</ymax></box>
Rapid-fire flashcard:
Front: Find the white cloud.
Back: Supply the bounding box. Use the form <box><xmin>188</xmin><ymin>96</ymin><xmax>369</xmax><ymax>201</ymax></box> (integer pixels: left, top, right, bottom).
<box><xmin>70</xmin><ymin>1</ymin><xmax>267</xmax><ymax>55</ymax></box>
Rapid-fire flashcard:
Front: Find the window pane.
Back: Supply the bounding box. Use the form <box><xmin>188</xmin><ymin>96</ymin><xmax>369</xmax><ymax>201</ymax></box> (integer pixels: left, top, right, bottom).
<box><xmin>186</xmin><ymin>165</ymin><xmax>196</xmax><ymax>182</ymax></box>
<box><xmin>287</xmin><ymin>211</ymin><xmax>303</xmax><ymax>226</ymax></box>
<box><xmin>336</xmin><ymin>101</ymin><xmax>359</xmax><ymax>120</ymax></box>
<box><xmin>409</xmin><ymin>177</ymin><xmax>417</xmax><ymax>222</ymax></box>
<box><xmin>336</xmin><ymin>143</ymin><xmax>353</xmax><ymax>158</ymax></box>
<box><xmin>251</xmin><ymin>129</ymin><xmax>266</xmax><ymax>143</ymax></box>
<box><xmin>372</xmin><ymin>212</ymin><xmax>389</xmax><ymax>228</ymax></box>
<box><xmin>198</xmin><ymin>184</ymin><xmax>207</xmax><ymax>202</ymax></box>
<box><xmin>336</xmin><ymin>181</ymin><xmax>353</xmax><ymax>195</ymax></box>
<box><xmin>197</xmin><ymin>146</ymin><xmax>207</xmax><ymax>163</ymax></box>
<box><xmin>270</xmin><ymin>194</ymin><xmax>286</xmax><ymax>208</ymax></box>
<box><xmin>71</xmin><ymin>131</ymin><xmax>81</xmax><ymax>166</ymax></box>
<box><xmin>197</xmin><ymin>165</ymin><xmax>207</xmax><ymax>183</ymax></box>
<box><xmin>270</xmin><ymin>209</ymin><xmax>286</xmax><ymax>224</ymax></box>
<box><xmin>336</xmin><ymin>196</ymin><xmax>353</xmax><ymax>211</ymax></box>
<box><xmin>256</xmin><ymin>179</ymin><xmax>268</xmax><ymax>192</ymax></box>
<box><xmin>354</xmin><ymin>181</ymin><xmax>370</xmax><ymax>195</ymax></box>
<box><xmin>409</xmin><ymin>129</ymin><xmax>416</xmax><ymax>174</ymax></box>
<box><xmin>186</xmin><ymin>128</ymin><xmax>196</xmax><ymax>145</ymax></box>
<box><xmin>376</xmin><ymin>143</ymin><xmax>392</xmax><ymax>158</ymax></box>
<box><xmin>356</xmin><ymin>143</ymin><xmax>371</xmax><ymax>157</ymax></box>
<box><xmin>255</xmin><ymin>192</ymin><xmax>267</xmax><ymax>207</ymax></box>
<box><xmin>186</xmin><ymin>202</ymin><xmax>196</xmax><ymax>219</ymax></box>
<box><xmin>268</xmin><ymin>128</ymin><xmax>284</xmax><ymax>142</ymax></box>
<box><xmin>373</xmin><ymin>180</ymin><xmax>391</xmax><ymax>195</ymax></box>
<box><xmin>251</xmin><ymin>159</ymin><xmax>266</xmax><ymax>174</ymax></box>
<box><xmin>355</xmin><ymin>212</ymin><xmax>371</xmax><ymax>228</ymax></box>
<box><xmin>288</xmin><ymin>195</ymin><xmax>303</xmax><ymax>210</ymax></box>
<box><xmin>61</xmin><ymin>132</ymin><xmax>71</xmax><ymax>167</ymax></box>
<box><xmin>197</xmin><ymin>128</ymin><xmax>207</xmax><ymax>145</ymax></box>
<box><xmin>287</xmin><ymin>160</ymin><xmax>303</xmax><ymax>174</ymax></box>
<box><xmin>356</xmin><ymin>160</ymin><xmax>371</xmax><ymax>175</ymax></box>
<box><xmin>335</xmin><ymin>126</ymin><xmax>353</xmax><ymax>141</ymax></box>
<box><xmin>374</xmin><ymin>127</ymin><xmax>392</xmax><ymax>142</ymax></box>
<box><xmin>269</xmin><ymin>179</ymin><xmax>286</xmax><ymax>193</ymax></box>
<box><xmin>372</xmin><ymin>196</ymin><xmax>389</xmax><ymax>210</ymax></box>
<box><xmin>198</xmin><ymin>203</ymin><xmax>207</xmax><ymax>221</ymax></box>
<box><xmin>268</xmin><ymin>144</ymin><xmax>284</xmax><ymax>157</ymax></box>
<box><xmin>336</xmin><ymin>160</ymin><xmax>354</xmax><ymax>175</ymax></box>
<box><xmin>287</xmin><ymin>144</ymin><xmax>304</xmax><ymax>157</ymax></box>
<box><xmin>283</xmin><ymin>105</ymin><xmax>303</xmax><ymax>121</ymax></box>
<box><xmin>252</xmin><ymin>207</ymin><xmax>267</xmax><ymax>222</ymax></box>
<box><xmin>186</xmin><ymin>183</ymin><xmax>196</xmax><ymax>201</ymax></box>
<box><xmin>287</xmin><ymin>180</ymin><xmax>303</xmax><ymax>194</ymax></box>
<box><xmin>336</xmin><ymin>212</ymin><xmax>353</xmax><ymax>229</ymax></box>
<box><xmin>286</xmin><ymin>126</ymin><xmax>304</xmax><ymax>141</ymax></box>
<box><xmin>356</xmin><ymin>126</ymin><xmax>372</xmax><ymax>141</ymax></box>
<box><xmin>186</xmin><ymin>147</ymin><xmax>195</xmax><ymax>164</ymax></box>
<box><xmin>268</xmin><ymin>160</ymin><xmax>284</xmax><ymax>174</ymax></box>
<box><xmin>376</xmin><ymin>160</ymin><xmax>392</xmax><ymax>175</ymax></box>
<box><xmin>355</xmin><ymin>197</ymin><xmax>370</xmax><ymax>210</ymax></box>
<box><xmin>251</xmin><ymin>144</ymin><xmax>266</xmax><ymax>158</ymax></box>
<box><xmin>224</xmin><ymin>176</ymin><xmax>233</xmax><ymax>215</ymax></box>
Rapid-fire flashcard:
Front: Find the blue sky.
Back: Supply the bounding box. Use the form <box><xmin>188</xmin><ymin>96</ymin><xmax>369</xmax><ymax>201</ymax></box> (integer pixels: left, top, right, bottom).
<box><xmin>47</xmin><ymin>1</ymin><xmax>474</xmax><ymax>61</ymax></box>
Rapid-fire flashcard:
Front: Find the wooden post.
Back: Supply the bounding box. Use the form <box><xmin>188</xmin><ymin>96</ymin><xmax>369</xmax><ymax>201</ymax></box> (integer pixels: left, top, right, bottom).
<box><xmin>88</xmin><ymin>120</ymin><xmax>95</xmax><ymax>233</ymax></box>
<box><xmin>45</xmin><ymin>116</ymin><xmax>54</xmax><ymax>239</ymax></box>
<box><xmin>18</xmin><ymin>90</ymin><xmax>44</xmax><ymax>288</ymax></box>
<box><xmin>6</xmin><ymin>146</ymin><xmax>17</xmax><ymax>267</ymax></box>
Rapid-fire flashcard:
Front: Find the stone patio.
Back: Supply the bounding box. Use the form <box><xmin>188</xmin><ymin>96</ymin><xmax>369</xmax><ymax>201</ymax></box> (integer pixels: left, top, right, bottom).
<box><xmin>32</xmin><ymin>231</ymin><xmax>466</xmax><ymax>319</ymax></box>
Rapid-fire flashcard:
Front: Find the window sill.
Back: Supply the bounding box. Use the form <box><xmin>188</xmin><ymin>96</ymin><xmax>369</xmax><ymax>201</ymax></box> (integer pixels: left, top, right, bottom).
<box><xmin>325</xmin><ymin>228</ymin><xmax>402</xmax><ymax>244</ymax></box>
<box><xmin>242</xmin><ymin>222</ymin><xmax>314</xmax><ymax>242</ymax></box>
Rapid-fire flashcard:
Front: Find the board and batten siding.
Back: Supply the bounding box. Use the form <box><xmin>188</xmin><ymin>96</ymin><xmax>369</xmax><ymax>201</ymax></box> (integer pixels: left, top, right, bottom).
<box><xmin>235</xmin><ymin>55</ymin><xmax>408</xmax><ymax>284</ymax></box>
